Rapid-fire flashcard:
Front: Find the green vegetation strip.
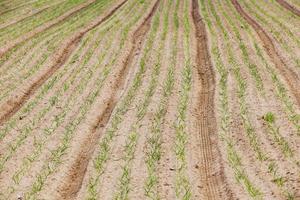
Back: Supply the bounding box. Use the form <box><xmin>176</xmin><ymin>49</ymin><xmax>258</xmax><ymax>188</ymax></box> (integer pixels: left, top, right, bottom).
<box><xmin>219</xmin><ymin>3</ymin><xmax>264</xmax><ymax>93</ymax></box>
<box><xmin>219</xmin><ymin>1</ymin><xmax>291</xmax><ymax>197</ymax></box>
<box><xmin>0</xmin><ymin>1</ymin><xmax>139</xmax><ymax>177</ymax></box>
<box><xmin>224</xmin><ymin>0</ymin><xmax>298</xmax><ymax>196</ymax></box>
<box><xmin>86</xmin><ymin>4</ymin><xmax>160</xmax><ymax>199</ymax></box>
<box><xmin>0</xmin><ymin>0</ymin><xmax>120</xmax><ymax>79</ymax></box>
<box><xmin>214</xmin><ymin>0</ymin><xmax>266</xmax><ymax>161</ymax></box>
<box><xmin>23</xmin><ymin>2</ymin><xmax>149</xmax><ymax>199</ymax></box>
<box><xmin>0</xmin><ymin>0</ymin><xmax>136</xmax><ymax>144</ymax></box>
<box><xmin>240</xmin><ymin>0</ymin><xmax>300</xmax><ymax>68</ymax></box>
<box><xmin>254</xmin><ymin>44</ymin><xmax>300</xmax><ymax>135</ymax></box>
<box><xmin>263</xmin><ymin>112</ymin><xmax>293</xmax><ymax>157</ymax></box>
<box><xmin>0</xmin><ymin>2</ymin><xmax>144</xmax><ymax>198</ymax></box>
<box><xmin>0</xmin><ymin>0</ymin><xmax>87</xmax><ymax>44</ymax></box>
<box><xmin>200</xmin><ymin>0</ymin><xmax>262</xmax><ymax>198</ymax></box>
<box><xmin>174</xmin><ymin>0</ymin><xmax>192</xmax><ymax>199</ymax></box>
<box><xmin>144</xmin><ymin>1</ymin><xmax>173</xmax><ymax>199</ymax></box>
<box><xmin>222</xmin><ymin>0</ymin><xmax>300</xmax><ymax>136</ymax></box>
<box><xmin>0</xmin><ymin>0</ymin><xmax>67</xmax><ymax>26</ymax></box>
<box><xmin>0</xmin><ymin>0</ymin><xmax>119</xmax><ymax>101</ymax></box>
<box><xmin>114</xmin><ymin>4</ymin><xmax>167</xmax><ymax>200</ymax></box>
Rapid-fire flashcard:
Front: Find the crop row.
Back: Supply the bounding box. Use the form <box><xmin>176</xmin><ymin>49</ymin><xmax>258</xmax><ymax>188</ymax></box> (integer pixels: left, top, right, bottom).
<box><xmin>201</xmin><ymin>0</ymin><xmax>264</xmax><ymax>198</ymax></box>
<box><xmin>0</xmin><ymin>0</ymin><xmax>38</xmax><ymax>14</ymax></box>
<box><xmin>226</xmin><ymin>0</ymin><xmax>300</xmax><ymax>137</ymax></box>
<box><xmin>240</xmin><ymin>0</ymin><xmax>300</xmax><ymax>69</ymax></box>
<box><xmin>10</xmin><ymin>7</ymin><xmax>134</xmax><ymax>184</ymax></box>
<box><xmin>223</xmin><ymin>0</ymin><xmax>297</xmax><ymax>197</ymax></box>
<box><xmin>83</xmin><ymin>1</ymin><xmax>160</xmax><ymax>199</ymax></box>
<box><xmin>206</xmin><ymin>0</ymin><xmax>298</xmax><ymax>198</ymax></box>
<box><xmin>0</xmin><ymin>0</ymin><xmax>68</xmax><ymax>29</ymax></box>
<box><xmin>0</xmin><ymin>0</ymin><xmax>147</xmax><ymax>198</ymax></box>
<box><xmin>0</xmin><ymin>0</ymin><xmax>137</xmax><ymax>161</ymax></box>
<box><xmin>173</xmin><ymin>0</ymin><xmax>193</xmax><ymax>199</ymax></box>
<box><xmin>22</xmin><ymin>1</ymin><xmax>149</xmax><ymax>198</ymax></box>
<box><xmin>0</xmin><ymin>0</ymin><xmax>108</xmax><ymax>96</ymax></box>
<box><xmin>223</xmin><ymin>0</ymin><xmax>300</xmax><ymax>151</ymax></box>
<box><xmin>0</xmin><ymin>0</ymin><xmax>120</xmax><ymax>103</ymax></box>
<box><xmin>113</xmin><ymin>4</ymin><xmax>168</xmax><ymax>199</ymax></box>
<box><xmin>1</xmin><ymin>0</ymin><xmax>129</xmax><ymax>138</ymax></box>
<box><xmin>144</xmin><ymin>0</ymin><xmax>174</xmax><ymax>199</ymax></box>
<box><xmin>0</xmin><ymin>0</ymin><xmax>87</xmax><ymax>45</ymax></box>
<box><xmin>224</xmin><ymin>0</ymin><xmax>298</xmax><ymax>197</ymax></box>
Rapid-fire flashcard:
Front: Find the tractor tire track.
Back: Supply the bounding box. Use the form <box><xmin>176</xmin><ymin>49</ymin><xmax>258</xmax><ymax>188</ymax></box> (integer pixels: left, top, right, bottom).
<box><xmin>276</xmin><ymin>0</ymin><xmax>300</xmax><ymax>17</ymax></box>
<box><xmin>231</xmin><ymin>0</ymin><xmax>300</xmax><ymax>107</ymax></box>
<box><xmin>191</xmin><ymin>0</ymin><xmax>234</xmax><ymax>199</ymax></box>
<box><xmin>0</xmin><ymin>0</ymin><xmax>128</xmax><ymax>127</ymax></box>
<box><xmin>56</xmin><ymin>1</ymin><xmax>160</xmax><ymax>199</ymax></box>
<box><xmin>0</xmin><ymin>0</ymin><xmax>96</xmax><ymax>58</ymax></box>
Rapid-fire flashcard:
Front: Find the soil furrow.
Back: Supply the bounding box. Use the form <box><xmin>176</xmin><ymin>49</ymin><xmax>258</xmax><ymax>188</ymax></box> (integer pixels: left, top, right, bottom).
<box><xmin>276</xmin><ymin>0</ymin><xmax>300</xmax><ymax>17</ymax></box>
<box><xmin>231</xmin><ymin>0</ymin><xmax>300</xmax><ymax>107</ymax></box>
<box><xmin>0</xmin><ymin>0</ymin><xmax>128</xmax><ymax>127</ymax></box>
<box><xmin>191</xmin><ymin>0</ymin><xmax>234</xmax><ymax>199</ymax></box>
<box><xmin>56</xmin><ymin>1</ymin><xmax>161</xmax><ymax>199</ymax></box>
<box><xmin>0</xmin><ymin>0</ymin><xmax>96</xmax><ymax>58</ymax></box>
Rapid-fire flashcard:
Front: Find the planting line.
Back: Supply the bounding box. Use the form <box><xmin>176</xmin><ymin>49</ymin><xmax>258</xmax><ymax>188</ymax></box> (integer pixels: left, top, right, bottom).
<box><xmin>0</xmin><ymin>0</ymin><xmax>139</xmax><ymax>186</ymax></box>
<box><xmin>0</xmin><ymin>0</ymin><xmax>38</xmax><ymax>15</ymax></box>
<box><xmin>113</xmin><ymin>2</ymin><xmax>169</xmax><ymax>200</ymax></box>
<box><xmin>31</xmin><ymin>1</ymin><xmax>160</xmax><ymax>199</ymax></box>
<box><xmin>0</xmin><ymin>0</ymin><xmax>129</xmax><ymax>127</ymax></box>
<box><xmin>0</xmin><ymin>1</ymin><xmax>139</xmax><ymax>162</ymax></box>
<box><xmin>22</xmin><ymin>8</ymin><xmax>146</xmax><ymax>197</ymax></box>
<box><xmin>0</xmin><ymin>0</ymin><xmax>117</xmax><ymax>69</ymax></box>
<box><xmin>0</xmin><ymin>0</ymin><xmax>68</xmax><ymax>30</ymax></box>
<box><xmin>0</xmin><ymin>0</ymin><xmax>93</xmax><ymax>51</ymax></box>
<box><xmin>83</xmin><ymin>1</ymin><xmax>161</xmax><ymax>199</ymax></box>
<box><xmin>230</xmin><ymin>0</ymin><xmax>300</xmax><ymax>107</ymax></box>
<box><xmin>0</xmin><ymin>0</ymin><xmax>118</xmax><ymax>95</ymax></box>
<box><xmin>203</xmin><ymin>0</ymin><xmax>264</xmax><ymax>198</ymax></box>
<box><xmin>239</xmin><ymin>0</ymin><xmax>300</xmax><ymax>70</ymax></box>
<box><xmin>218</xmin><ymin>0</ymin><xmax>300</xmax><ymax>136</ymax></box>
<box><xmin>224</xmin><ymin>0</ymin><xmax>300</xmax><ymax>137</ymax></box>
<box><xmin>0</xmin><ymin>29</ymin><xmax>96</xmax><ymax>144</ymax></box>
<box><xmin>172</xmin><ymin>0</ymin><xmax>193</xmax><ymax>199</ymax></box>
<box><xmin>143</xmin><ymin>1</ymin><xmax>173</xmax><ymax>199</ymax></box>
<box><xmin>214</xmin><ymin>0</ymin><xmax>296</xmax><ymax>196</ymax></box>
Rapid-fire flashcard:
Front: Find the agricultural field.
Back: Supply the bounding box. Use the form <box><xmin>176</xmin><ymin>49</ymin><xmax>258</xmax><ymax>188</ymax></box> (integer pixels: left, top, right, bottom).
<box><xmin>0</xmin><ymin>0</ymin><xmax>299</xmax><ymax>199</ymax></box>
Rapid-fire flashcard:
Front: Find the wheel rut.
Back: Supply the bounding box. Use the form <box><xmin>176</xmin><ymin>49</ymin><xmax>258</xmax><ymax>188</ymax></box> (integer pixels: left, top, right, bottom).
<box><xmin>191</xmin><ymin>0</ymin><xmax>234</xmax><ymax>199</ymax></box>
<box><xmin>55</xmin><ymin>1</ymin><xmax>160</xmax><ymax>199</ymax></box>
<box><xmin>0</xmin><ymin>0</ymin><xmax>128</xmax><ymax>127</ymax></box>
<box><xmin>231</xmin><ymin>0</ymin><xmax>300</xmax><ymax>107</ymax></box>
<box><xmin>276</xmin><ymin>0</ymin><xmax>300</xmax><ymax>17</ymax></box>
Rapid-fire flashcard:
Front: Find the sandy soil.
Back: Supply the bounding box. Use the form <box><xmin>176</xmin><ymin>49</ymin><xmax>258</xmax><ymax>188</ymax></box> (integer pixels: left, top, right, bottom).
<box><xmin>0</xmin><ymin>0</ymin><xmax>299</xmax><ymax>199</ymax></box>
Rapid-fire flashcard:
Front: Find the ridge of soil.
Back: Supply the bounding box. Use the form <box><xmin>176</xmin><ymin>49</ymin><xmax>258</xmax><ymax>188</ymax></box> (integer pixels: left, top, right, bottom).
<box><xmin>191</xmin><ymin>0</ymin><xmax>234</xmax><ymax>199</ymax></box>
<box><xmin>0</xmin><ymin>0</ymin><xmax>128</xmax><ymax>127</ymax></box>
<box><xmin>56</xmin><ymin>1</ymin><xmax>161</xmax><ymax>199</ymax></box>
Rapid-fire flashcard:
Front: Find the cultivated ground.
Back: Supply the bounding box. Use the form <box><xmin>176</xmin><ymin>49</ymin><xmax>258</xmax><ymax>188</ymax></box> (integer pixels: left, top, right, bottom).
<box><xmin>0</xmin><ymin>0</ymin><xmax>299</xmax><ymax>199</ymax></box>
